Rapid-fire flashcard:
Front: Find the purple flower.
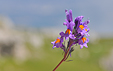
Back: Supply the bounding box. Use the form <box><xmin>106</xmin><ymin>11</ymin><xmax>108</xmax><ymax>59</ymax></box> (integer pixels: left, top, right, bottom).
<box><xmin>63</xmin><ymin>10</ymin><xmax>75</xmax><ymax>29</ymax></box>
<box><xmin>83</xmin><ymin>20</ymin><xmax>90</xmax><ymax>36</ymax></box>
<box><xmin>51</xmin><ymin>37</ymin><xmax>63</xmax><ymax>49</ymax></box>
<box><xmin>74</xmin><ymin>16</ymin><xmax>90</xmax><ymax>36</ymax></box>
<box><xmin>65</xmin><ymin>9</ymin><xmax>73</xmax><ymax>22</ymax></box>
<box><xmin>61</xmin><ymin>10</ymin><xmax>75</xmax><ymax>40</ymax></box>
<box><xmin>74</xmin><ymin>16</ymin><xmax>84</xmax><ymax>29</ymax></box>
<box><xmin>78</xmin><ymin>36</ymin><xmax>89</xmax><ymax>49</ymax></box>
<box><xmin>77</xmin><ymin>23</ymin><xmax>87</xmax><ymax>36</ymax></box>
<box><xmin>60</xmin><ymin>27</ymin><xmax>76</xmax><ymax>40</ymax></box>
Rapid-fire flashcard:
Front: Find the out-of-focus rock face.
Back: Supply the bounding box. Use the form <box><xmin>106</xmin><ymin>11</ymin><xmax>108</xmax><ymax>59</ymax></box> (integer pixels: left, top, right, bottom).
<box><xmin>0</xmin><ymin>16</ymin><xmax>44</xmax><ymax>61</ymax></box>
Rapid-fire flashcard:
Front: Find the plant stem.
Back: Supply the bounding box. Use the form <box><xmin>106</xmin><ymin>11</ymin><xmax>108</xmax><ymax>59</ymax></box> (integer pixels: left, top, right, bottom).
<box><xmin>53</xmin><ymin>58</ymin><xmax>65</xmax><ymax>71</ymax></box>
<box><xmin>53</xmin><ymin>46</ymin><xmax>71</xmax><ymax>71</ymax></box>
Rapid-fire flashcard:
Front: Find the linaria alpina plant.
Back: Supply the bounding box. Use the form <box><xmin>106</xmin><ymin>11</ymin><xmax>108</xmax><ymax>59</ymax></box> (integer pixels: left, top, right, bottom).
<box><xmin>51</xmin><ymin>9</ymin><xmax>90</xmax><ymax>71</ymax></box>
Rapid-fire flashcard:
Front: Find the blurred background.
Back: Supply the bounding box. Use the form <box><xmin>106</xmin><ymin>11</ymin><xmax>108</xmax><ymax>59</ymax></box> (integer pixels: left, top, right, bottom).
<box><xmin>0</xmin><ymin>0</ymin><xmax>113</xmax><ymax>71</ymax></box>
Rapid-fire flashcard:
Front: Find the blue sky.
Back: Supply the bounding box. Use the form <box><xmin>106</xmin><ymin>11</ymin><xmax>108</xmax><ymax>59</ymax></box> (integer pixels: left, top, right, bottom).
<box><xmin>0</xmin><ymin>0</ymin><xmax>113</xmax><ymax>34</ymax></box>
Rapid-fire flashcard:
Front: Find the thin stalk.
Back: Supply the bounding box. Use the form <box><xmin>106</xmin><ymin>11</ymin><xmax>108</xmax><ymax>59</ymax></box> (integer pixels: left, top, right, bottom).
<box><xmin>53</xmin><ymin>58</ymin><xmax>65</xmax><ymax>71</ymax></box>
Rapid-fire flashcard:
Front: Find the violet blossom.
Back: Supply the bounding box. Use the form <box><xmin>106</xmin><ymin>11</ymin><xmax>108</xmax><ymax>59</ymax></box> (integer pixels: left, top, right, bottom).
<box><xmin>51</xmin><ymin>10</ymin><xmax>90</xmax><ymax>69</ymax></box>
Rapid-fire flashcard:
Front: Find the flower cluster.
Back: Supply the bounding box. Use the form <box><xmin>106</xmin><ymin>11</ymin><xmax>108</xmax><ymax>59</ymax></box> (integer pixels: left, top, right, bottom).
<box><xmin>51</xmin><ymin>9</ymin><xmax>90</xmax><ymax>57</ymax></box>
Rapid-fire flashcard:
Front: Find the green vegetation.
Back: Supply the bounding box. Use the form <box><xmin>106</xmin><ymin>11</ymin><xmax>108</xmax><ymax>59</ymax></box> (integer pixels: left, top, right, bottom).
<box><xmin>0</xmin><ymin>37</ymin><xmax>113</xmax><ymax>71</ymax></box>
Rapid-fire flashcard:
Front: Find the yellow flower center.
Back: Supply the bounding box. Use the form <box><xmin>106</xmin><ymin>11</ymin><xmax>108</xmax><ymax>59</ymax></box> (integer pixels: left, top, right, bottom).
<box><xmin>79</xmin><ymin>25</ymin><xmax>84</xmax><ymax>30</ymax></box>
<box><xmin>65</xmin><ymin>29</ymin><xmax>71</xmax><ymax>35</ymax></box>
<box><xmin>82</xmin><ymin>37</ymin><xmax>86</xmax><ymax>43</ymax></box>
<box><xmin>85</xmin><ymin>29</ymin><xmax>87</xmax><ymax>31</ymax></box>
<box><xmin>55</xmin><ymin>38</ymin><xmax>60</xmax><ymax>43</ymax></box>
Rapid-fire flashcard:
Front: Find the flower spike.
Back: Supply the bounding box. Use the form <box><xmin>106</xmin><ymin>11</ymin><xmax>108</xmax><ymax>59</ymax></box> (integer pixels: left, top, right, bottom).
<box><xmin>51</xmin><ymin>9</ymin><xmax>90</xmax><ymax>71</ymax></box>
